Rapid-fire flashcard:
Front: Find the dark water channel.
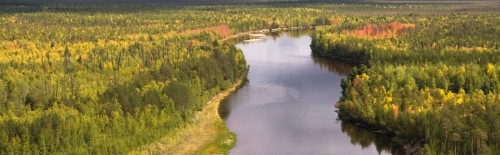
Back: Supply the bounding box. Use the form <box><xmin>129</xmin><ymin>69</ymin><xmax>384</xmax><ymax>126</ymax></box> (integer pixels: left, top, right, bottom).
<box><xmin>219</xmin><ymin>31</ymin><xmax>400</xmax><ymax>155</ymax></box>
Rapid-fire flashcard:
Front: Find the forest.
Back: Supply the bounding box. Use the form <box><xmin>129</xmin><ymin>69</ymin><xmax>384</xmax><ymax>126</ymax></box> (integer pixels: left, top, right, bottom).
<box><xmin>0</xmin><ymin>2</ymin><xmax>498</xmax><ymax>154</ymax></box>
<box><xmin>311</xmin><ymin>14</ymin><xmax>500</xmax><ymax>154</ymax></box>
<box><xmin>0</xmin><ymin>3</ymin><xmax>352</xmax><ymax>154</ymax></box>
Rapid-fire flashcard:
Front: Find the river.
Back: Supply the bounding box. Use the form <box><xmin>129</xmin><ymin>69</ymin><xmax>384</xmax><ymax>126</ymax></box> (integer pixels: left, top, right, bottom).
<box><xmin>219</xmin><ymin>31</ymin><xmax>400</xmax><ymax>155</ymax></box>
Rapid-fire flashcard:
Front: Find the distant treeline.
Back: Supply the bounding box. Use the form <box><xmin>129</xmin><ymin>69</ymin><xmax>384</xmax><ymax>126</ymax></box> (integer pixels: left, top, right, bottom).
<box><xmin>0</xmin><ymin>0</ymin><xmax>306</xmax><ymax>6</ymax></box>
<box><xmin>0</xmin><ymin>0</ymin><xmax>491</xmax><ymax>6</ymax></box>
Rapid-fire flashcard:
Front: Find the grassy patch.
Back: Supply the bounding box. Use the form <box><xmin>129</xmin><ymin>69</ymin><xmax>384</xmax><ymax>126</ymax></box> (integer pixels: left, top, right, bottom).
<box><xmin>131</xmin><ymin>79</ymin><xmax>243</xmax><ymax>155</ymax></box>
<box><xmin>196</xmin><ymin>121</ymin><xmax>236</xmax><ymax>155</ymax></box>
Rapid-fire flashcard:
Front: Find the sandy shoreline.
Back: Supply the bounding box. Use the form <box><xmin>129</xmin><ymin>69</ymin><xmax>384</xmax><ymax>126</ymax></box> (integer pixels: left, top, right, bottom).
<box><xmin>130</xmin><ymin>79</ymin><xmax>244</xmax><ymax>155</ymax></box>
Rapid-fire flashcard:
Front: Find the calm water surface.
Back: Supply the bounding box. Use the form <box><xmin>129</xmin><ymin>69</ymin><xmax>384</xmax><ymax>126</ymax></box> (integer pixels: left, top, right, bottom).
<box><xmin>220</xmin><ymin>32</ymin><xmax>398</xmax><ymax>155</ymax></box>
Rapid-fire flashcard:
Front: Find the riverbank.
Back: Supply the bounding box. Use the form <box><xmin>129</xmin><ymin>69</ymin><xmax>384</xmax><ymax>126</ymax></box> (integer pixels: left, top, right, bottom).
<box><xmin>222</xmin><ymin>26</ymin><xmax>317</xmax><ymax>41</ymax></box>
<box><xmin>311</xmin><ymin>26</ymin><xmax>427</xmax><ymax>154</ymax></box>
<box><xmin>321</xmin><ymin>56</ymin><xmax>426</xmax><ymax>154</ymax></box>
<box><xmin>336</xmin><ymin>110</ymin><xmax>424</xmax><ymax>155</ymax></box>
<box><xmin>131</xmin><ymin>26</ymin><xmax>318</xmax><ymax>154</ymax></box>
<box><xmin>311</xmin><ymin>14</ymin><xmax>500</xmax><ymax>154</ymax></box>
<box><xmin>130</xmin><ymin>79</ymin><xmax>244</xmax><ymax>155</ymax></box>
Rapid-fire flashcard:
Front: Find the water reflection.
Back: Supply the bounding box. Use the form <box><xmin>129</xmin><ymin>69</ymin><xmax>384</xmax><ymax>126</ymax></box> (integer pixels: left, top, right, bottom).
<box><xmin>340</xmin><ymin>120</ymin><xmax>405</xmax><ymax>154</ymax></box>
<box><xmin>269</xmin><ymin>30</ymin><xmax>310</xmax><ymax>40</ymax></box>
<box><xmin>229</xmin><ymin>30</ymin><xmax>311</xmax><ymax>45</ymax></box>
<box><xmin>221</xmin><ymin>31</ymin><xmax>400</xmax><ymax>155</ymax></box>
<box><xmin>312</xmin><ymin>57</ymin><xmax>354</xmax><ymax>74</ymax></box>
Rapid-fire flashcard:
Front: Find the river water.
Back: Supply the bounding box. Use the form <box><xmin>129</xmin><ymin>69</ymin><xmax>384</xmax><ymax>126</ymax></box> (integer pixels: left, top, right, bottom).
<box><xmin>219</xmin><ymin>31</ymin><xmax>398</xmax><ymax>155</ymax></box>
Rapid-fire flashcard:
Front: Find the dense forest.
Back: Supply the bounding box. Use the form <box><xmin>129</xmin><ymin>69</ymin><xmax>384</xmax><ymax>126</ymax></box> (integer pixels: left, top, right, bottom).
<box><xmin>311</xmin><ymin>14</ymin><xmax>500</xmax><ymax>154</ymax></box>
<box><xmin>1</xmin><ymin>2</ymin><xmax>498</xmax><ymax>154</ymax></box>
<box><xmin>0</xmin><ymin>13</ymin><xmax>249</xmax><ymax>155</ymax></box>
<box><xmin>0</xmin><ymin>4</ymin><xmax>349</xmax><ymax>154</ymax></box>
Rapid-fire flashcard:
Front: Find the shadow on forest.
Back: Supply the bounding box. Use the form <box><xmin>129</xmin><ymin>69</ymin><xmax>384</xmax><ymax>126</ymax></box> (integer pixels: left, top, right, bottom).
<box><xmin>340</xmin><ymin>119</ymin><xmax>405</xmax><ymax>155</ymax></box>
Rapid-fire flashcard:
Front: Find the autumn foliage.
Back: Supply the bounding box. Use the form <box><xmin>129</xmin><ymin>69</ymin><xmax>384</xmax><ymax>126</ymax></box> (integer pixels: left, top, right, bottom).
<box><xmin>328</xmin><ymin>18</ymin><xmax>342</xmax><ymax>24</ymax></box>
<box><xmin>181</xmin><ymin>25</ymin><xmax>231</xmax><ymax>38</ymax></box>
<box><xmin>312</xmin><ymin>15</ymin><xmax>500</xmax><ymax>154</ymax></box>
<box><xmin>343</xmin><ymin>22</ymin><xmax>415</xmax><ymax>38</ymax></box>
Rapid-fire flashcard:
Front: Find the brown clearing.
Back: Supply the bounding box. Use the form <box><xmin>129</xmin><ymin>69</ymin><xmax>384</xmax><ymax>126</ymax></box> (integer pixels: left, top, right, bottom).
<box><xmin>343</xmin><ymin>22</ymin><xmax>415</xmax><ymax>38</ymax></box>
<box><xmin>181</xmin><ymin>25</ymin><xmax>231</xmax><ymax>38</ymax></box>
<box><xmin>329</xmin><ymin>18</ymin><xmax>342</xmax><ymax>24</ymax></box>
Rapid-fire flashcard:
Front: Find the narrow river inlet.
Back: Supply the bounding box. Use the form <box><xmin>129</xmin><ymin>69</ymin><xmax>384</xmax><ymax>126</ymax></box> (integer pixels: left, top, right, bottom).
<box><xmin>219</xmin><ymin>32</ymin><xmax>399</xmax><ymax>155</ymax></box>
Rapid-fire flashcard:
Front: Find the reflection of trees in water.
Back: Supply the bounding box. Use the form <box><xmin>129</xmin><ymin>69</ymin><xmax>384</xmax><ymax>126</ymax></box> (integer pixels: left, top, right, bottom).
<box><xmin>218</xmin><ymin>98</ymin><xmax>231</xmax><ymax>119</ymax></box>
<box><xmin>341</xmin><ymin>120</ymin><xmax>404</xmax><ymax>155</ymax></box>
<box><xmin>268</xmin><ymin>32</ymin><xmax>281</xmax><ymax>40</ymax></box>
<box><xmin>218</xmin><ymin>81</ymin><xmax>249</xmax><ymax>120</ymax></box>
<box><xmin>227</xmin><ymin>35</ymin><xmax>252</xmax><ymax>45</ymax></box>
<box><xmin>231</xmin><ymin>30</ymin><xmax>311</xmax><ymax>44</ymax></box>
<box><xmin>286</xmin><ymin>30</ymin><xmax>311</xmax><ymax>38</ymax></box>
<box><xmin>312</xmin><ymin>57</ymin><xmax>353</xmax><ymax>75</ymax></box>
<box><xmin>269</xmin><ymin>30</ymin><xmax>311</xmax><ymax>40</ymax></box>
